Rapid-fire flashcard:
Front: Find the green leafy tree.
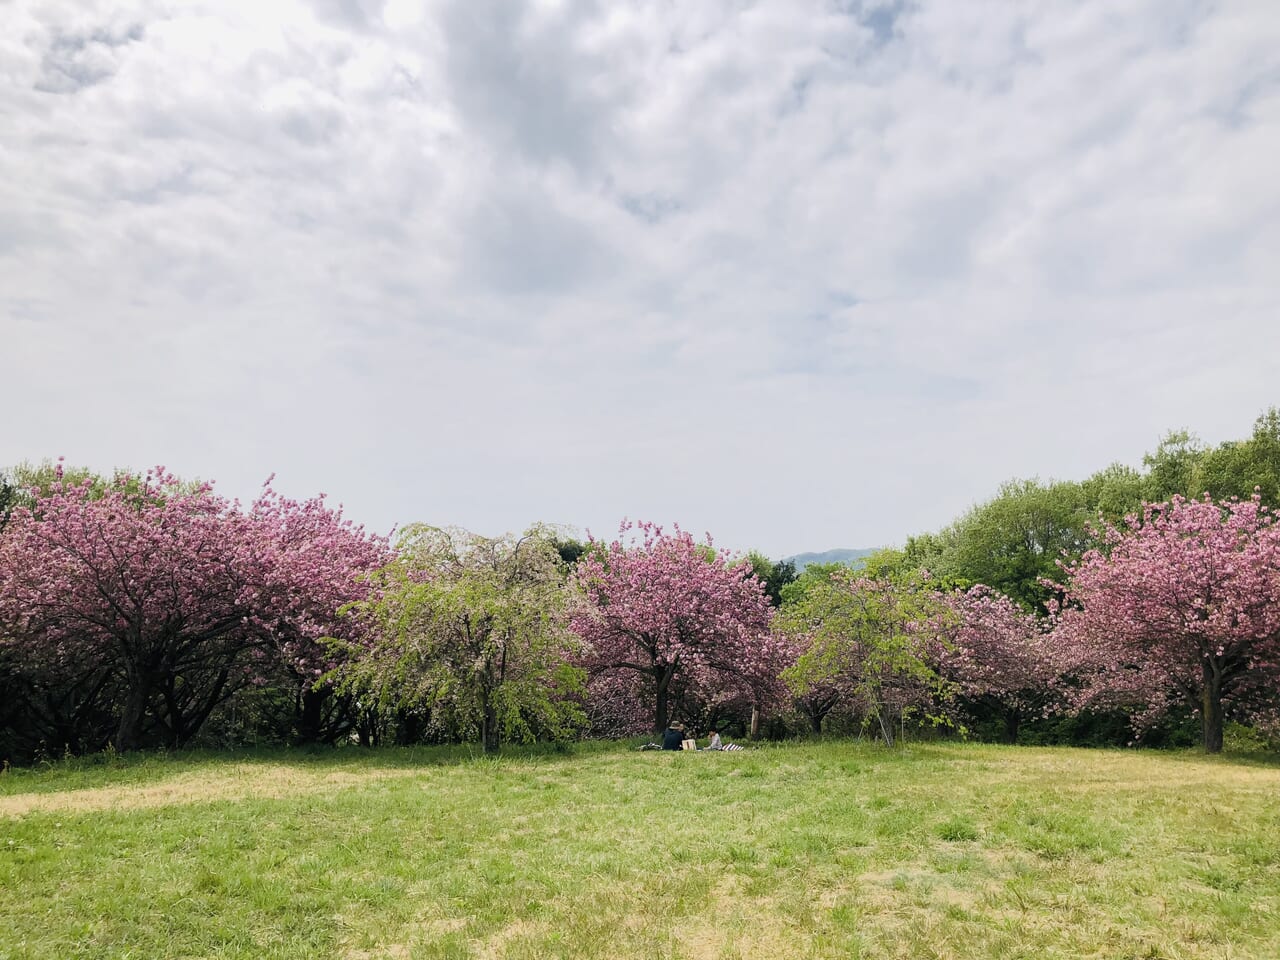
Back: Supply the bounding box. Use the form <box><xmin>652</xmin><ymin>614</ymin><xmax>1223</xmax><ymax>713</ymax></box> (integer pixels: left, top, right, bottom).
<box><xmin>1079</xmin><ymin>462</ymin><xmax>1147</xmax><ymax>523</ymax></box>
<box><xmin>0</xmin><ymin>471</ymin><xmax>14</xmax><ymax>531</ymax></box>
<box><xmin>777</xmin><ymin>571</ymin><xmax>953</xmax><ymax>746</ymax></box>
<box><xmin>551</xmin><ymin>536</ymin><xmax>588</xmax><ymax>568</ymax></box>
<box><xmin>900</xmin><ymin>531</ymin><xmax>952</xmax><ymax>578</ymax></box>
<box><xmin>1142</xmin><ymin>430</ymin><xmax>1208</xmax><ymax>503</ymax></box>
<box><xmin>778</xmin><ymin>561</ymin><xmax>846</xmax><ymax>607</ymax></box>
<box><xmin>932</xmin><ymin>479</ymin><xmax>1094</xmax><ymax>613</ymax></box>
<box><xmin>745</xmin><ymin>552</ymin><xmax>798</xmax><ymax>607</ymax></box>
<box><xmin>858</xmin><ymin>548</ymin><xmax>909</xmax><ymax>580</ymax></box>
<box><xmin>335</xmin><ymin>525</ymin><xmax>585</xmax><ymax>753</ymax></box>
<box><xmin>4</xmin><ymin>460</ymin><xmax>209</xmax><ymax>517</ymax></box>
<box><xmin>1196</xmin><ymin>407</ymin><xmax>1280</xmax><ymax>506</ymax></box>
<box><xmin>8</xmin><ymin>460</ymin><xmax>118</xmax><ymax>501</ymax></box>
<box><xmin>855</xmin><ymin>546</ymin><xmax>973</xmax><ymax>590</ymax></box>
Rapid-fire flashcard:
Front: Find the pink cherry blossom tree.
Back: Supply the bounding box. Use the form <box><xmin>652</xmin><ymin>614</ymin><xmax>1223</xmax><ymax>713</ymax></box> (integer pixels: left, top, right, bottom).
<box><xmin>0</xmin><ymin>466</ymin><xmax>388</xmax><ymax>753</ymax></box>
<box><xmin>249</xmin><ymin>482</ymin><xmax>393</xmax><ymax>743</ymax></box>
<box><xmin>569</xmin><ymin>521</ymin><xmax>776</xmax><ymax>733</ymax></box>
<box><xmin>940</xmin><ymin>586</ymin><xmax>1058</xmax><ymax>743</ymax></box>
<box><xmin>1051</xmin><ymin>494</ymin><xmax>1280</xmax><ymax>752</ymax></box>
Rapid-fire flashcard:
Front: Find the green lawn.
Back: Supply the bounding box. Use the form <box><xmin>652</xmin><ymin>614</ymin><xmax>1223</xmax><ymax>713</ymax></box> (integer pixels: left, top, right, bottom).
<box><xmin>2</xmin><ymin>741</ymin><xmax>1278</xmax><ymax>959</ymax></box>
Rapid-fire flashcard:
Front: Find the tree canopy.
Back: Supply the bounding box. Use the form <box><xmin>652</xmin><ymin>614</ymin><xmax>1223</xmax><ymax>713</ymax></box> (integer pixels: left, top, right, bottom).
<box><xmin>776</xmin><ymin>570</ymin><xmax>952</xmax><ymax>746</ymax></box>
<box><xmin>570</xmin><ymin>521</ymin><xmax>776</xmax><ymax>733</ymax></box>
<box><xmin>1051</xmin><ymin>494</ymin><xmax>1280</xmax><ymax>752</ymax></box>
<box><xmin>0</xmin><ymin>466</ymin><xmax>388</xmax><ymax>753</ymax></box>
<box><xmin>333</xmin><ymin>525</ymin><xmax>585</xmax><ymax>753</ymax></box>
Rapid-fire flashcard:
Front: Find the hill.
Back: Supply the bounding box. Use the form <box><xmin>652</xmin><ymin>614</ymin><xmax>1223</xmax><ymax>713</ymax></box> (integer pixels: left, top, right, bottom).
<box><xmin>786</xmin><ymin>547</ymin><xmax>878</xmax><ymax>571</ymax></box>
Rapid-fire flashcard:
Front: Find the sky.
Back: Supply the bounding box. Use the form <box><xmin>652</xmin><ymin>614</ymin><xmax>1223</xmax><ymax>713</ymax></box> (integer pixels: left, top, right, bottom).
<box><xmin>2</xmin><ymin>0</ymin><xmax>1279</xmax><ymax>558</ymax></box>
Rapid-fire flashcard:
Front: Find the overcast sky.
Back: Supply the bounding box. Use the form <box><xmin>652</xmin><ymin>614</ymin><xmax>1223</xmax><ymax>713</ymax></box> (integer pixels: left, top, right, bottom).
<box><xmin>3</xmin><ymin>0</ymin><xmax>1279</xmax><ymax>557</ymax></box>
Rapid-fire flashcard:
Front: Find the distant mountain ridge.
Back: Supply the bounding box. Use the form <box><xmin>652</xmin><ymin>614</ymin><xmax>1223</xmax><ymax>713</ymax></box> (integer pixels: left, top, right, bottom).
<box><xmin>785</xmin><ymin>547</ymin><xmax>878</xmax><ymax>572</ymax></box>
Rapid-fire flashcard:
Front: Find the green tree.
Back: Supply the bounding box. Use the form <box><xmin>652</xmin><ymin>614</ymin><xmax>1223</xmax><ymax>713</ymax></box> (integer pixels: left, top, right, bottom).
<box><xmin>778</xmin><ymin>561</ymin><xmax>847</xmax><ymax>607</ymax></box>
<box><xmin>0</xmin><ymin>471</ymin><xmax>14</xmax><ymax>530</ymax></box>
<box><xmin>548</xmin><ymin>534</ymin><xmax>588</xmax><ymax>568</ymax></box>
<box><xmin>1196</xmin><ymin>407</ymin><xmax>1280</xmax><ymax>506</ymax></box>
<box><xmin>1079</xmin><ymin>462</ymin><xmax>1146</xmax><ymax>523</ymax></box>
<box><xmin>1142</xmin><ymin>430</ymin><xmax>1207</xmax><ymax>503</ymax></box>
<box><xmin>4</xmin><ymin>460</ymin><xmax>207</xmax><ymax>516</ymax></box>
<box><xmin>900</xmin><ymin>531</ymin><xmax>952</xmax><ymax>579</ymax></box>
<box><xmin>335</xmin><ymin>525</ymin><xmax>585</xmax><ymax>753</ymax></box>
<box><xmin>856</xmin><ymin>546</ymin><xmax>973</xmax><ymax>591</ymax></box>
<box><xmin>933</xmin><ymin>479</ymin><xmax>1094</xmax><ymax>613</ymax></box>
<box><xmin>777</xmin><ymin>570</ymin><xmax>952</xmax><ymax>746</ymax></box>
<box><xmin>858</xmin><ymin>548</ymin><xmax>910</xmax><ymax>580</ymax></box>
<box><xmin>745</xmin><ymin>551</ymin><xmax>798</xmax><ymax>607</ymax></box>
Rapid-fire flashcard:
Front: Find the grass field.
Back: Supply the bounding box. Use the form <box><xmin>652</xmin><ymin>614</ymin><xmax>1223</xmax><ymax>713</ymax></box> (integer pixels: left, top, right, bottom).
<box><xmin>2</xmin><ymin>741</ymin><xmax>1278</xmax><ymax>959</ymax></box>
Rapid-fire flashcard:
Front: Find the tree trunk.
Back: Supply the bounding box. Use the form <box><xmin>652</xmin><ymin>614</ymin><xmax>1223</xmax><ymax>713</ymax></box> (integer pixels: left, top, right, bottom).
<box><xmin>482</xmin><ymin>700</ymin><xmax>500</xmax><ymax>754</ymax></box>
<box><xmin>810</xmin><ymin>711</ymin><xmax>823</xmax><ymax>735</ymax></box>
<box><xmin>654</xmin><ymin>662</ymin><xmax>677</xmax><ymax>733</ymax></box>
<box><xmin>298</xmin><ymin>686</ymin><xmax>326</xmax><ymax>745</ymax></box>
<box><xmin>655</xmin><ymin>685</ymin><xmax>669</xmax><ymax>734</ymax></box>
<box><xmin>750</xmin><ymin>704</ymin><xmax>760</xmax><ymax>739</ymax></box>
<box><xmin>356</xmin><ymin>714</ymin><xmax>375</xmax><ymax>747</ymax></box>
<box><xmin>1003</xmin><ymin>708</ymin><xmax>1021</xmax><ymax>745</ymax></box>
<box><xmin>1201</xmin><ymin>663</ymin><xmax>1224</xmax><ymax>753</ymax></box>
<box><xmin>480</xmin><ymin>679</ymin><xmax>500</xmax><ymax>754</ymax></box>
<box><xmin>115</xmin><ymin>678</ymin><xmax>150</xmax><ymax>752</ymax></box>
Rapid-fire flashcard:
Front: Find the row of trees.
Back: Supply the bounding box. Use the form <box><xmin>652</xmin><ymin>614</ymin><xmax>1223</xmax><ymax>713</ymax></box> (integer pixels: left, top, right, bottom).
<box><xmin>2</xmin><ymin>409</ymin><xmax>1278</xmax><ymax>761</ymax></box>
<box><xmin>776</xmin><ymin>493</ymin><xmax>1280</xmax><ymax>754</ymax></box>
<box><xmin>899</xmin><ymin>408</ymin><xmax>1280</xmax><ymax>613</ymax></box>
<box><xmin>332</xmin><ymin>492</ymin><xmax>1280</xmax><ymax>755</ymax></box>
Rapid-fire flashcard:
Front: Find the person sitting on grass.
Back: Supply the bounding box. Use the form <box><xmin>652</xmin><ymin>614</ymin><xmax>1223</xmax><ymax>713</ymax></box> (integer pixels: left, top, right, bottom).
<box><xmin>638</xmin><ymin>722</ymin><xmax>683</xmax><ymax>751</ymax></box>
<box><xmin>702</xmin><ymin>728</ymin><xmax>744</xmax><ymax>751</ymax></box>
<box><xmin>639</xmin><ymin>721</ymin><xmax>702</xmax><ymax>751</ymax></box>
<box><xmin>661</xmin><ymin>721</ymin><xmax>687</xmax><ymax>751</ymax></box>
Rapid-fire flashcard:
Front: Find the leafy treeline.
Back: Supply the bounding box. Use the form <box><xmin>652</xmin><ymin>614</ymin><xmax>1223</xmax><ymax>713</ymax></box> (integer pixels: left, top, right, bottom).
<box><xmin>891</xmin><ymin>408</ymin><xmax>1280</xmax><ymax>613</ymax></box>
<box><xmin>1</xmin><ymin>408</ymin><xmax>1279</xmax><ymax>764</ymax></box>
<box><xmin>777</xmin><ymin>407</ymin><xmax>1280</xmax><ymax>750</ymax></box>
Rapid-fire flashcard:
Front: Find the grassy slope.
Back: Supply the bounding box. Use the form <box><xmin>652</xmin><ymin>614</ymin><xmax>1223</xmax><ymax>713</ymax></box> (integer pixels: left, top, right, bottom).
<box><xmin>2</xmin><ymin>741</ymin><xmax>1278</xmax><ymax>959</ymax></box>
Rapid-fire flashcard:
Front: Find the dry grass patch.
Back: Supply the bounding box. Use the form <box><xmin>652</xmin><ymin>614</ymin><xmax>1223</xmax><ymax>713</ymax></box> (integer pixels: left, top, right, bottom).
<box><xmin>0</xmin><ymin>762</ymin><xmax>425</xmax><ymax>818</ymax></box>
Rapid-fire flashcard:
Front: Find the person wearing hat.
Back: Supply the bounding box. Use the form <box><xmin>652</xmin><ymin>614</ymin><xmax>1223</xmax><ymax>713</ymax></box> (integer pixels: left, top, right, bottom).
<box><xmin>661</xmin><ymin>721</ymin><xmax>686</xmax><ymax>751</ymax></box>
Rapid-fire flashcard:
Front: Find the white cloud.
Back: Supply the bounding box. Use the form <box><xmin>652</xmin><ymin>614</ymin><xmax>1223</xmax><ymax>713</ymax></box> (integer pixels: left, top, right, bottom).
<box><xmin>2</xmin><ymin>0</ymin><xmax>1279</xmax><ymax>556</ymax></box>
